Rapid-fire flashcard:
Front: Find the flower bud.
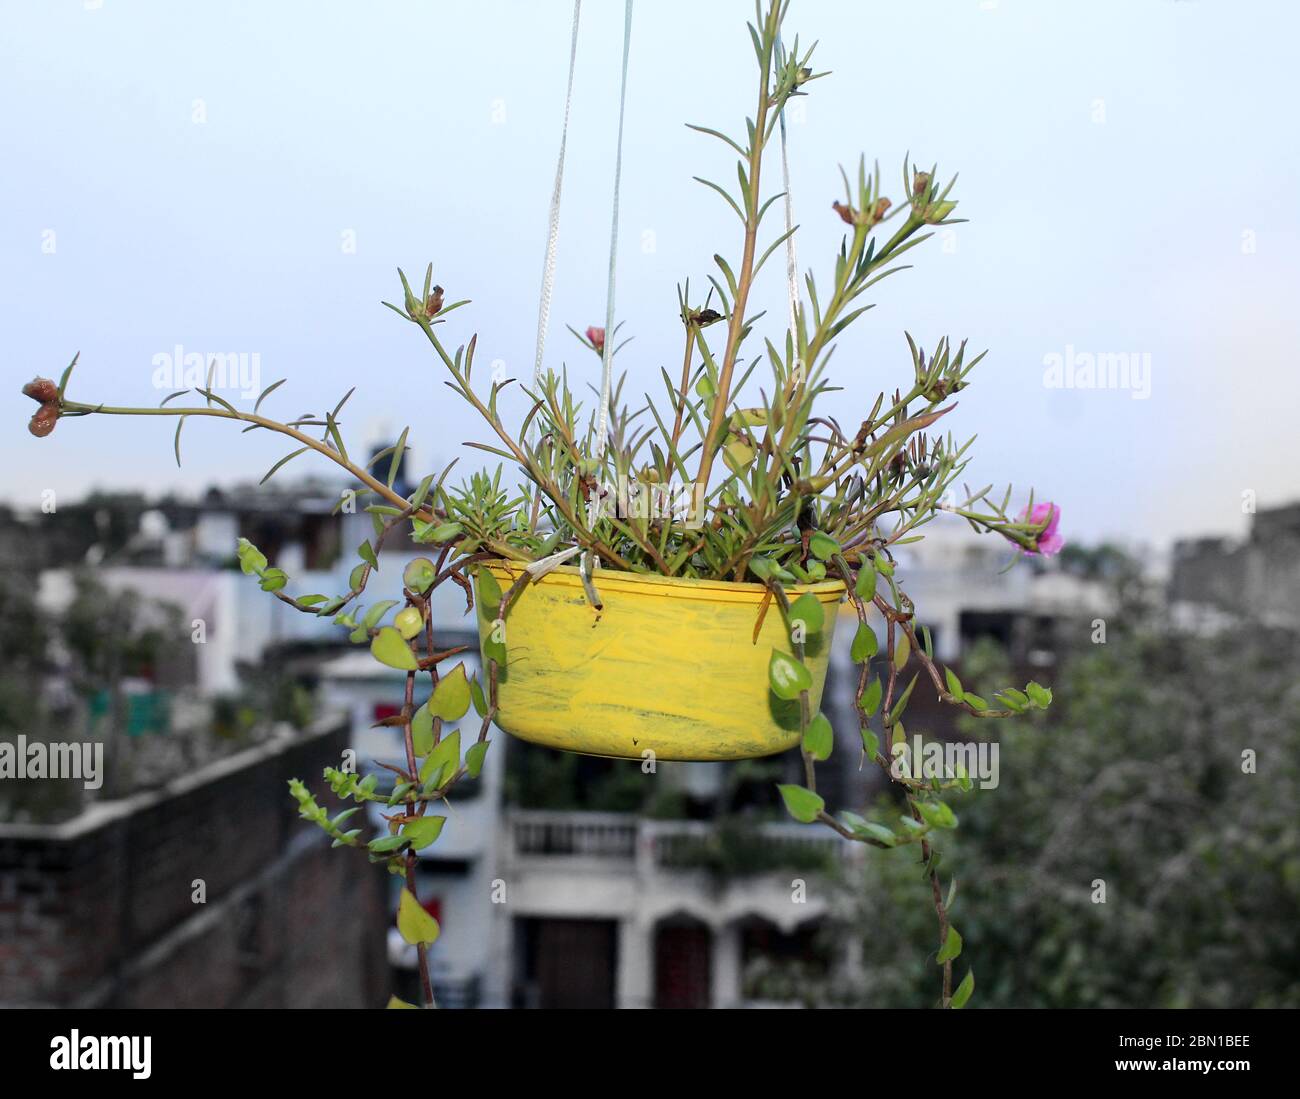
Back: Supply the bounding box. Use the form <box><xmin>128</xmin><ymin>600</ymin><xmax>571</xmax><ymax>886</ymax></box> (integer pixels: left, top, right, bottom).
<box><xmin>28</xmin><ymin>401</ymin><xmax>59</xmax><ymax>437</ymax></box>
<box><xmin>832</xmin><ymin>200</ymin><xmax>857</xmax><ymax>225</ymax></box>
<box><xmin>23</xmin><ymin>377</ymin><xmax>58</xmax><ymax>403</ymax></box>
<box><xmin>585</xmin><ymin>326</ymin><xmax>606</xmax><ymax>354</ymax></box>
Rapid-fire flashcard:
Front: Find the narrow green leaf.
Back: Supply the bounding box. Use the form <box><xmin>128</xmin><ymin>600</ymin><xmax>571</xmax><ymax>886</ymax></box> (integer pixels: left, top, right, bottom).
<box><xmin>260</xmin><ymin>446</ymin><xmax>310</xmax><ymax>485</ymax></box>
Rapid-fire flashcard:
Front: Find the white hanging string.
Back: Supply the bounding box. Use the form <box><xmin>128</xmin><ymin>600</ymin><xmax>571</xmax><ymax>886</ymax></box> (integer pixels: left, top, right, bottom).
<box><xmin>579</xmin><ymin>0</ymin><xmax>634</xmax><ymax>601</ymax></box>
<box><xmin>592</xmin><ymin>0</ymin><xmax>634</xmax><ymax>473</ymax></box>
<box><xmin>531</xmin><ymin>0</ymin><xmax>583</xmax><ymax>390</ymax></box>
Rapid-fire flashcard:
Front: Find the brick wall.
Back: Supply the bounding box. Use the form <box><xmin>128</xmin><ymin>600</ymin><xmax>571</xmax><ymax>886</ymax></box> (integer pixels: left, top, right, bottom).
<box><xmin>0</xmin><ymin>718</ymin><xmax>388</xmax><ymax>1008</ymax></box>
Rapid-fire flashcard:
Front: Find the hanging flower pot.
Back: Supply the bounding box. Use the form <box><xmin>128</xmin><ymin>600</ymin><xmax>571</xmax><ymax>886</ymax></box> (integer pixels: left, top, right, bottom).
<box><xmin>21</xmin><ymin>0</ymin><xmax>1064</xmax><ymax>1009</ymax></box>
<box><xmin>476</xmin><ymin>563</ymin><xmax>844</xmax><ymax>761</ymax></box>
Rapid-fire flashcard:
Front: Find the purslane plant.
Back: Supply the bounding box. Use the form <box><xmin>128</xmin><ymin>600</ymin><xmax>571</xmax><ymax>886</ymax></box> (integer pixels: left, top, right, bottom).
<box><xmin>22</xmin><ymin>0</ymin><xmax>1059</xmax><ymax>1008</ymax></box>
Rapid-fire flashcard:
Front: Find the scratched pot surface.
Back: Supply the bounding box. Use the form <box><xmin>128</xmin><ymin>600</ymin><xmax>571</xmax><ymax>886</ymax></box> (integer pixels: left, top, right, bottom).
<box><xmin>476</xmin><ymin>564</ymin><xmax>844</xmax><ymax>761</ymax></box>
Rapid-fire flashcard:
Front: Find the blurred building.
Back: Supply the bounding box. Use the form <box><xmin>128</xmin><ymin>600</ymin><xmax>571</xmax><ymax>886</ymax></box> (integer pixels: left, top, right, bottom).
<box><xmin>1170</xmin><ymin>502</ymin><xmax>1300</xmax><ymax>629</ymax></box>
<box><xmin>1</xmin><ymin>480</ymin><xmax>1107</xmax><ymax>1008</ymax></box>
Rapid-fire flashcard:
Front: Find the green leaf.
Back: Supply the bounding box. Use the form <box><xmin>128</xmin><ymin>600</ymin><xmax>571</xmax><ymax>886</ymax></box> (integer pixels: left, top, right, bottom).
<box><xmin>863</xmin><ymin>822</ymin><xmax>898</xmax><ymax>846</ymax></box>
<box><xmin>936</xmin><ymin>926</ymin><xmax>963</xmax><ymax>964</ymax></box>
<box><xmin>893</xmin><ymin>632</ymin><xmax>911</xmax><ymax>671</ymax></box>
<box><xmin>860</xmin><ymin>725</ymin><xmax>880</xmax><ymax>759</ymax></box>
<box><xmin>236</xmin><ymin>538</ymin><xmax>267</xmax><ymax>576</ymax></box>
<box><xmin>763</xmin><ymin>558</ymin><xmax>797</xmax><ymax>583</ymax></box>
<box><xmin>419</xmin><ymin>729</ymin><xmax>461</xmax><ymax>789</ymax></box>
<box><xmin>258</xmin><ymin>568</ymin><xmax>288</xmax><ymax>593</ymax></box>
<box><xmin>850</xmin><ymin>622</ymin><xmax>878</xmax><ymax>663</ymax></box>
<box><xmin>410</xmin><ymin>703</ymin><xmax>433</xmax><ymax>756</ymax></box>
<box><xmin>777</xmin><ymin>784</ymin><xmax>824</xmax><ymax>824</ymax></box>
<box><xmin>371</xmin><ymin>627</ymin><xmax>417</xmax><ymax>670</ymax></box>
<box><xmin>854</xmin><ymin>567</ymin><xmax>877</xmax><ymax>601</ymax></box>
<box><xmin>995</xmin><ymin>688</ymin><xmax>1029</xmax><ymax>712</ymax></box>
<box><xmin>1026</xmin><ymin>681</ymin><xmax>1053</xmax><ymax>708</ymax></box>
<box><xmin>482</xmin><ymin>627</ymin><xmax>507</xmax><ymax>667</ymax></box>
<box><xmin>802</xmin><ymin>712</ymin><xmax>833</xmax><ymax>761</ymax></box>
<box><xmin>427</xmin><ymin>521</ymin><xmax>463</xmax><ymax>543</ymax></box>
<box><xmin>402</xmin><ymin>815</ymin><xmax>446</xmax><ymax>849</ymax></box>
<box><xmin>386</xmin><ymin>995</ymin><xmax>418</xmax><ymax>1010</ymax></box>
<box><xmin>950</xmin><ymin>970</ymin><xmax>975</xmax><ymax>1009</ymax></box>
<box><xmin>358</xmin><ymin>540</ymin><xmax>379</xmax><ymax>569</ymax></box>
<box><xmin>963</xmin><ymin>693</ymin><xmax>988</xmax><ymax>711</ymax></box>
<box><xmin>402</xmin><ymin>557</ymin><xmax>437</xmax><ymax>594</ymax></box>
<box><xmin>369</xmin><ymin>833</ymin><xmax>410</xmax><ymax>854</ymax></box>
<box><xmin>789</xmin><ymin>592</ymin><xmax>824</xmax><ymax>634</ymax></box>
<box><xmin>944</xmin><ymin>666</ymin><xmax>964</xmax><ymax>700</ymax></box>
<box><xmin>917</xmin><ymin>800</ymin><xmax>958</xmax><ymax>830</ymax></box>
<box><xmin>477</xmin><ymin>567</ymin><xmax>503</xmax><ymax>614</ymax></box>
<box><xmin>465</xmin><ymin>740</ymin><xmax>490</xmax><ymax>779</ymax></box>
<box><xmin>889</xmin><ymin>673</ymin><xmax>920</xmax><ymax>724</ymax></box>
<box><xmin>768</xmin><ymin>650</ymin><xmax>812</xmax><ymax>700</ymax></box>
<box><xmin>429</xmin><ymin>663</ymin><xmax>471</xmax><ymax>721</ymax></box>
<box><xmin>808</xmin><ymin>532</ymin><xmax>840</xmax><ymax>561</ymax></box>
<box><xmin>469</xmin><ymin>676</ymin><xmax>488</xmax><ymax>717</ymax></box>
<box><xmin>860</xmin><ymin>677</ymin><xmax>883</xmax><ymax>716</ymax></box>
<box><xmin>397</xmin><ymin>889</ymin><xmax>441</xmax><ymax>946</ymax></box>
<box><xmin>362</xmin><ymin>600</ymin><xmax>400</xmax><ymax>630</ymax></box>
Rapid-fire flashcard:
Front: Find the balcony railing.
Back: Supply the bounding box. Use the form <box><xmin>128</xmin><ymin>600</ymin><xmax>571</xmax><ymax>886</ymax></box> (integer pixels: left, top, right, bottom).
<box><xmin>511</xmin><ymin>811</ymin><xmax>639</xmax><ymax>859</ymax></box>
<box><xmin>507</xmin><ymin>810</ymin><xmax>849</xmax><ymax>875</ymax></box>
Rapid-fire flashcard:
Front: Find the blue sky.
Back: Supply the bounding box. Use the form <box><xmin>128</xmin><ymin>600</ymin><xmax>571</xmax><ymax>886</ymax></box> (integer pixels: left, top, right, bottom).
<box><xmin>3</xmin><ymin>0</ymin><xmax>1298</xmax><ymax>548</ymax></box>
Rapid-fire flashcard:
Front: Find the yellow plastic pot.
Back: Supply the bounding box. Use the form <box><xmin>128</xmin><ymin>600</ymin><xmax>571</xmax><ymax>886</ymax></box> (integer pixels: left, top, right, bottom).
<box><xmin>476</xmin><ymin>563</ymin><xmax>844</xmax><ymax>762</ymax></box>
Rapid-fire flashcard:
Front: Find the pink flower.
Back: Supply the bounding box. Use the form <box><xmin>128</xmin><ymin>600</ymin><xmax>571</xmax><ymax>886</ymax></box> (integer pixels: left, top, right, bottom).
<box><xmin>1019</xmin><ymin>501</ymin><xmax>1064</xmax><ymax>557</ymax></box>
<box><xmin>585</xmin><ymin>326</ymin><xmax>606</xmax><ymax>354</ymax></box>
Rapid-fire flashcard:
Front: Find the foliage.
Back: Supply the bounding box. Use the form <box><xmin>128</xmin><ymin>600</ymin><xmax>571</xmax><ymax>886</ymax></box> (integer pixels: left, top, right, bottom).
<box><xmin>775</xmin><ymin>617</ymin><xmax>1300</xmax><ymax>1007</ymax></box>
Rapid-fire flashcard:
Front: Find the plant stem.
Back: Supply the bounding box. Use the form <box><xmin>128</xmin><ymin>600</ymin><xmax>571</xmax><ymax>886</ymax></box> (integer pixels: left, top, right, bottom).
<box><xmin>693</xmin><ymin>0</ymin><xmax>781</xmax><ymax>494</ymax></box>
<box><xmin>61</xmin><ymin>399</ymin><xmax>435</xmax><ymax>522</ymax></box>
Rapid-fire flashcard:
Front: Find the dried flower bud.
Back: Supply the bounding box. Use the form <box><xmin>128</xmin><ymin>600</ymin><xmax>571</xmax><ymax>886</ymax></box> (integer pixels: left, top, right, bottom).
<box><xmin>684</xmin><ymin>306</ymin><xmax>723</xmax><ymax>329</ymax></box>
<box><xmin>426</xmin><ymin>285</ymin><xmax>444</xmax><ymax>316</ymax></box>
<box><xmin>22</xmin><ymin>377</ymin><xmax>58</xmax><ymax>403</ymax></box>
<box><xmin>832</xmin><ymin>200</ymin><xmax>857</xmax><ymax>225</ymax></box>
<box><xmin>912</xmin><ymin>171</ymin><xmax>931</xmax><ymax>197</ymax></box>
<box><xmin>28</xmin><ymin>401</ymin><xmax>59</xmax><ymax>438</ymax></box>
<box><xmin>585</xmin><ymin>326</ymin><xmax>606</xmax><ymax>354</ymax></box>
<box><xmin>871</xmin><ymin>197</ymin><xmax>892</xmax><ymax>222</ymax></box>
